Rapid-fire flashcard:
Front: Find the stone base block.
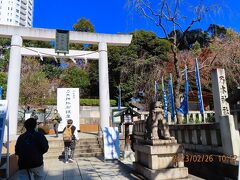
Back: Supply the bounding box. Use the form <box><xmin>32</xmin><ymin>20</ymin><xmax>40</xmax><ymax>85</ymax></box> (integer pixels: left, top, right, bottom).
<box><xmin>146</xmin><ymin>137</ymin><xmax>177</xmax><ymax>145</ymax></box>
<box><xmin>134</xmin><ymin>143</ymin><xmax>183</xmax><ymax>155</ymax></box>
<box><xmin>134</xmin><ymin>143</ymin><xmax>185</xmax><ymax>169</ymax></box>
<box><xmin>133</xmin><ymin>162</ymin><xmax>189</xmax><ymax>180</ymax></box>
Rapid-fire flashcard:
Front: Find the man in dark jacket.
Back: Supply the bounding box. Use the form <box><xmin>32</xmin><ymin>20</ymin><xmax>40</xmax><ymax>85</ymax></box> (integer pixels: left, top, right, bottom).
<box><xmin>15</xmin><ymin>118</ymin><xmax>49</xmax><ymax>180</ymax></box>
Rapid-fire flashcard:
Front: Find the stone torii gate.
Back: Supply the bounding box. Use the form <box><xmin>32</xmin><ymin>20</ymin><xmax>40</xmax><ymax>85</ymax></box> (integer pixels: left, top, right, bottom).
<box><xmin>0</xmin><ymin>25</ymin><xmax>132</xmax><ymax>136</ymax></box>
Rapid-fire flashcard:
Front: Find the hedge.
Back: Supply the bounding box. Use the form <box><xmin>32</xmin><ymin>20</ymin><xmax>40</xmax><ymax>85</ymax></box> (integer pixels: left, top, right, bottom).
<box><xmin>80</xmin><ymin>99</ymin><xmax>117</xmax><ymax>106</ymax></box>
<box><xmin>44</xmin><ymin>98</ymin><xmax>117</xmax><ymax>106</ymax></box>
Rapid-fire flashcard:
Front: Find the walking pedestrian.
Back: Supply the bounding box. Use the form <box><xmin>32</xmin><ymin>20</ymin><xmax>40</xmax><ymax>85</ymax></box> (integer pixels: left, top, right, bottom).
<box><xmin>51</xmin><ymin>109</ymin><xmax>62</xmax><ymax>137</ymax></box>
<box><xmin>15</xmin><ymin>118</ymin><xmax>49</xmax><ymax>180</ymax></box>
<box><xmin>30</xmin><ymin>110</ymin><xmax>38</xmax><ymax>121</ymax></box>
<box><xmin>62</xmin><ymin>119</ymin><xmax>79</xmax><ymax>163</ymax></box>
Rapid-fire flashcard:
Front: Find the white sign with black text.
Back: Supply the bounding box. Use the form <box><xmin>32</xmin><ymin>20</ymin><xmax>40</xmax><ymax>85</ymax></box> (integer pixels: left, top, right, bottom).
<box><xmin>57</xmin><ymin>88</ymin><xmax>80</xmax><ymax>131</ymax></box>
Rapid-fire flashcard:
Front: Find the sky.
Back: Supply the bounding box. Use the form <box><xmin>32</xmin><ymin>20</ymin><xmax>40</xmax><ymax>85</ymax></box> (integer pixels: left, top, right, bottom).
<box><xmin>33</xmin><ymin>0</ymin><xmax>240</xmax><ymax>36</ymax></box>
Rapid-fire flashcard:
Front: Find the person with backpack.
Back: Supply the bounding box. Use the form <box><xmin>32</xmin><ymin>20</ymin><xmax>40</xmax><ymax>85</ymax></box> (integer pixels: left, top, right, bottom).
<box><xmin>15</xmin><ymin>118</ymin><xmax>49</xmax><ymax>180</ymax></box>
<box><xmin>62</xmin><ymin>119</ymin><xmax>79</xmax><ymax>163</ymax></box>
<box><xmin>51</xmin><ymin>109</ymin><xmax>62</xmax><ymax>137</ymax></box>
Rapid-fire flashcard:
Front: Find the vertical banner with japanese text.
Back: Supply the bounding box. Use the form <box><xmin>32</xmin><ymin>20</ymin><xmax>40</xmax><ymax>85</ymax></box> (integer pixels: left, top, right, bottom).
<box><xmin>195</xmin><ymin>59</ymin><xmax>204</xmax><ymax>114</ymax></box>
<box><xmin>103</xmin><ymin>127</ymin><xmax>120</xmax><ymax>160</ymax></box>
<box><xmin>57</xmin><ymin>88</ymin><xmax>80</xmax><ymax>131</ymax></box>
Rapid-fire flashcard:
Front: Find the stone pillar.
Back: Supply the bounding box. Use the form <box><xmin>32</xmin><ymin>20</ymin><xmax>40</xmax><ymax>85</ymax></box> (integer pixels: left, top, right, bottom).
<box><xmin>98</xmin><ymin>42</ymin><xmax>110</xmax><ymax>130</ymax></box>
<box><xmin>200</xmin><ymin>130</ymin><xmax>207</xmax><ymax>145</ymax></box>
<box><xmin>211</xmin><ymin>69</ymin><xmax>240</xmax><ymax>156</ymax></box>
<box><xmin>211</xmin><ymin>69</ymin><xmax>230</xmax><ymax>121</ymax></box>
<box><xmin>219</xmin><ymin>115</ymin><xmax>240</xmax><ymax>156</ymax></box>
<box><xmin>7</xmin><ymin>35</ymin><xmax>23</xmax><ymax>136</ymax></box>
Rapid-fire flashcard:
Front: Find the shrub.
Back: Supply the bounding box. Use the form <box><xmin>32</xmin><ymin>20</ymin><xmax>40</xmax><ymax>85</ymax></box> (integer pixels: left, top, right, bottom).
<box><xmin>80</xmin><ymin>99</ymin><xmax>117</xmax><ymax>106</ymax></box>
<box><xmin>42</xmin><ymin>98</ymin><xmax>117</xmax><ymax>106</ymax></box>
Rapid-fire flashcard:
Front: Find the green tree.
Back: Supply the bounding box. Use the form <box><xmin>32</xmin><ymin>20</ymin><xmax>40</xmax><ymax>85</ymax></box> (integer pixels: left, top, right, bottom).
<box><xmin>207</xmin><ymin>24</ymin><xmax>227</xmax><ymax>38</ymax></box>
<box><xmin>0</xmin><ymin>72</ymin><xmax>7</xmax><ymax>99</ymax></box>
<box><xmin>42</xmin><ymin>64</ymin><xmax>63</xmax><ymax>80</ymax></box>
<box><xmin>86</xmin><ymin>61</ymin><xmax>99</xmax><ymax>98</ymax></box>
<box><xmin>73</xmin><ymin>18</ymin><xmax>95</xmax><ymax>32</ymax></box>
<box><xmin>61</xmin><ymin>66</ymin><xmax>90</xmax><ymax>95</ymax></box>
<box><xmin>71</xmin><ymin>17</ymin><xmax>96</xmax><ymax>50</ymax></box>
<box><xmin>23</xmin><ymin>40</ymin><xmax>53</xmax><ymax>48</ymax></box>
<box><xmin>108</xmin><ymin>30</ymin><xmax>171</xmax><ymax>104</ymax></box>
<box><xmin>169</xmin><ymin>29</ymin><xmax>209</xmax><ymax>50</ymax></box>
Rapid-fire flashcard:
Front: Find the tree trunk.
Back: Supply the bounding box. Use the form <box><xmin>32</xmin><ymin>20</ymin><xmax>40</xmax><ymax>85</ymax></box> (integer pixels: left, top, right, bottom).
<box><xmin>171</xmin><ymin>44</ymin><xmax>183</xmax><ymax>124</ymax></box>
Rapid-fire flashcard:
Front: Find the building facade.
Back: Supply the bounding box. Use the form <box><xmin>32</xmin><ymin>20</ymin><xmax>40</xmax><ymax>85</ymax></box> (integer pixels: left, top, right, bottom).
<box><xmin>0</xmin><ymin>0</ymin><xmax>33</xmax><ymax>27</ymax></box>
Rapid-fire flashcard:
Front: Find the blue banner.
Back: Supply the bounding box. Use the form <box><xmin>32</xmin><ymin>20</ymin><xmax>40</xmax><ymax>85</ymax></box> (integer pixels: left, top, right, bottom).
<box><xmin>168</xmin><ymin>74</ymin><xmax>175</xmax><ymax>121</ymax></box>
<box><xmin>162</xmin><ymin>77</ymin><xmax>168</xmax><ymax>120</ymax></box>
<box><xmin>177</xmin><ymin>66</ymin><xmax>189</xmax><ymax>115</ymax></box>
<box><xmin>117</xmin><ymin>86</ymin><xmax>121</xmax><ymax>111</ymax></box>
<box><xmin>195</xmin><ymin>59</ymin><xmax>204</xmax><ymax>114</ymax></box>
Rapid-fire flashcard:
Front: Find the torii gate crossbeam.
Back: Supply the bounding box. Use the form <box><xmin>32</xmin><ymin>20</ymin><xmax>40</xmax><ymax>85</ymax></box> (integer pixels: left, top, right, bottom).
<box><xmin>0</xmin><ymin>25</ymin><xmax>132</xmax><ymax>137</ymax></box>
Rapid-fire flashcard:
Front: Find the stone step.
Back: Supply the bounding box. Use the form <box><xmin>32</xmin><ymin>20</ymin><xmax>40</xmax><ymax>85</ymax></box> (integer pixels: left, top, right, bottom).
<box><xmin>44</xmin><ymin>152</ymin><xmax>103</xmax><ymax>159</ymax></box>
<box><xmin>44</xmin><ymin>148</ymin><xmax>103</xmax><ymax>157</ymax></box>
<box><xmin>44</xmin><ymin>137</ymin><xmax>103</xmax><ymax>159</ymax></box>
<box><xmin>76</xmin><ymin>152</ymin><xmax>103</xmax><ymax>157</ymax></box>
<box><xmin>48</xmin><ymin>140</ymin><xmax>103</xmax><ymax>147</ymax></box>
<box><xmin>48</xmin><ymin>144</ymin><xmax>102</xmax><ymax>150</ymax></box>
<box><xmin>46</xmin><ymin>146</ymin><xmax>102</xmax><ymax>154</ymax></box>
<box><xmin>75</xmin><ymin>148</ymin><xmax>103</xmax><ymax>154</ymax></box>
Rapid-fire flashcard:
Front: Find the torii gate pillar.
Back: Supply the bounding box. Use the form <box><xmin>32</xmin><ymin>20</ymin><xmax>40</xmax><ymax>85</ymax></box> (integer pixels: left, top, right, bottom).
<box><xmin>99</xmin><ymin>42</ymin><xmax>110</xmax><ymax>128</ymax></box>
<box><xmin>7</xmin><ymin>35</ymin><xmax>23</xmax><ymax>136</ymax></box>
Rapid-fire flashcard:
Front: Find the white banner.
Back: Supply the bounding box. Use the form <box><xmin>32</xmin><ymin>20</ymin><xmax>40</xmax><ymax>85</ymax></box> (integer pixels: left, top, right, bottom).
<box><xmin>0</xmin><ymin>100</ymin><xmax>7</xmax><ymax>162</ymax></box>
<box><xmin>103</xmin><ymin>127</ymin><xmax>120</xmax><ymax>160</ymax></box>
<box><xmin>57</xmin><ymin>88</ymin><xmax>80</xmax><ymax>131</ymax></box>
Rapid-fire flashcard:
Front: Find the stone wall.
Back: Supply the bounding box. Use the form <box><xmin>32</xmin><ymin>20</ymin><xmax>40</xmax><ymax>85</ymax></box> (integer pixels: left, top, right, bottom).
<box><xmin>169</xmin><ymin>123</ymin><xmax>223</xmax><ymax>154</ymax></box>
<box><xmin>18</xmin><ymin>105</ymin><xmax>119</xmax><ymax>124</ymax></box>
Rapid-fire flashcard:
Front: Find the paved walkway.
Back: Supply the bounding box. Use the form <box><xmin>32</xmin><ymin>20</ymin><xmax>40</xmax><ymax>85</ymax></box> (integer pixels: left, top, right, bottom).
<box><xmin>9</xmin><ymin>157</ymin><xmax>143</xmax><ymax>180</ymax></box>
<box><xmin>8</xmin><ymin>132</ymin><xmax>204</xmax><ymax>180</ymax></box>
<box><xmin>9</xmin><ymin>157</ymin><xmax>204</xmax><ymax>180</ymax></box>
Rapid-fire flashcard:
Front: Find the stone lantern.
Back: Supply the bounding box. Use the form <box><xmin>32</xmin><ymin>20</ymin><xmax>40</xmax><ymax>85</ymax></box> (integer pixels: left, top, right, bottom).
<box><xmin>113</xmin><ymin>107</ymin><xmax>141</xmax><ymax>159</ymax></box>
